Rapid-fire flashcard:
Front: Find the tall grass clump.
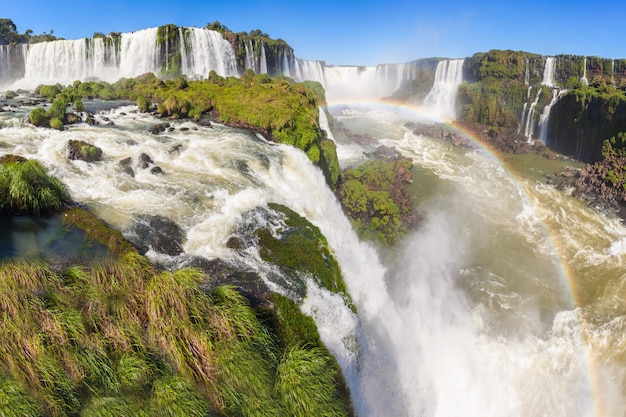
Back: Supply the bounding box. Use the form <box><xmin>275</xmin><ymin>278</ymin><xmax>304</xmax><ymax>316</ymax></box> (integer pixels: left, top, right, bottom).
<box><xmin>0</xmin><ymin>238</ymin><xmax>354</xmax><ymax>415</ymax></box>
<box><xmin>276</xmin><ymin>346</ymin><xmax>348</xmax><ymax>417</ymax></box>
<box><xmin>0</xmin><ymin>159</ymin><xmax>69</xmax><ymax>215</ymax></box>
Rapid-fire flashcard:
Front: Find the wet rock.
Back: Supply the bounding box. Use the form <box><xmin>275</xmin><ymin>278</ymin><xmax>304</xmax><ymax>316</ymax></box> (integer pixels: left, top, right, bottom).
<box><xmin>128</xmin><ymin>215</ymin><xmax>185</xmax><ymax>256</ymax></box>
<box><xmin>367</xmin><ymin>145</ymin><xmax>402</xmax><ymax>160</ymax></box>
<box><xmin>196</xmin><ymin>118</ymin><xmax>212</xmax><ymax>128</ymax></box>
<box><xmin>150</xmin><ymin>166</ymin><xmax>164</xmax><ymax>175</ymax></box>
<box><xmin>85</xmin><ymin>114</ymin><xmax>98</xmax><ymax>126</ymax></box>
<box><xmin>118</xmin><ymin>157</ymin><xmax>135</xmax><ymax>177</ymax></box>
<box><xmin>137</xmin><ymin>153</ymin><xmax>153</xmax><ymax>169</ymax></box>
<box><xmin>189</xmin><ymin>256</ymin><xmax>270</xmax><ymax>306</ymax></box>
<box><xmin>234</xmin><ymin>160</ymin><xmax>250</xmax><ymax>174</ymax></box>
<box><xmin>67</xmin><ymin>140</ymin><xmax>102</xmax><ymax>162</ymax></box>
<box><xmin>149</xmin><ymin>122</ymin><xmax>170</xmax><ymax>135</ymax></box>
<box><xmin>65</xmin><ymin>112</ymin><xmax>81</xmax><ymax>125</ymax></box>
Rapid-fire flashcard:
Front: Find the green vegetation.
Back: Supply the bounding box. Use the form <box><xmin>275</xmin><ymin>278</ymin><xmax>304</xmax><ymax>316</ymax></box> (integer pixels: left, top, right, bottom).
<box><xmin>62</xmin><ymin>208</ymin><xmax>137</xmax><ymax>255</ymax></box>
<box><xmin>255</xmin><ymin>203</ymin><xmax>351</xmax><ymax>301</ymax></box>
<box><xmin>30</xmin><ymin>73</ymin><xmax>337</xmax><ymax>187</ymax></box>
<box><xmin>466</xmin><ymin>50</ymin><xmax>543</xmax><ymax>83</ymax></box>
<box><xmin>337</xmin><ymin>158</ymin><xmax>415</xmax><ymax>246</ymax></box>
<box><xmin>0</xmin><ymin>158</ymin><xmax>69</xmax><ymax>215</ymax></box>
<box><xmin>457</xmin><ymin>81</ymin><xmax>529</xmax><ymax>128</ymax></box>
<box><xmin>0</xmin><ymin>17</ymin><xmax>58</xmax><ymax>44</ymax></box>
<box><xmin>0</xmin><ymin>248</ymin><xmax>353</xmax><ymax>416</ymax></box>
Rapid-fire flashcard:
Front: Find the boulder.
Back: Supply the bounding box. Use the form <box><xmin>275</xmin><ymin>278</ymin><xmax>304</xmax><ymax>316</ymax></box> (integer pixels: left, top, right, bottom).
<box><xmin>67</xmin><ymin>140</ymin><xmax>103</xmax><ymax>162</ymax></box>
<box><xmin>150</xmin><ymin>166</ymin><xmax>164</xmax><ymax>175</ymax></box>
<box><xmin>118</xmin><ymin>157</ymin><xmax>135</xmax><ymax>177</ymax></box>
<box><xmin>0</xmin><ymin>154</ymin><xmax>28</xmax><ymax>164</ymax></box>
<box><xmin>137</xmin><ymin>152</ymin><xmax>153</xmax><ymax>169</ymax></box>
<box><xmin>128</xmin><ymin>215</ymin><xmax>185</xmax><ymax>256</ymax></box>
<box><xmin>149</xmin><ymin>122</ymin><xmax>170</xmax><ymax>135</ymax></box>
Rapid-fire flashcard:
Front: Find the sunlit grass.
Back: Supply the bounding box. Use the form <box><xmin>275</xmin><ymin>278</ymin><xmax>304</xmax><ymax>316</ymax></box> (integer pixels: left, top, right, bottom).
<box><xmin>0</xmin><ymin>159</ymin><xmax>69</xmax><ymax>215</ymax></box>
<box><xmin>0</xmin><ymin>248</ymin><xmax>353</xmax><ymax>416</ymax></box>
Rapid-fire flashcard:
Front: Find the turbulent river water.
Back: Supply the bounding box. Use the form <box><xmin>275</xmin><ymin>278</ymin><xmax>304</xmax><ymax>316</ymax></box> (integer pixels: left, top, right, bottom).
<box><xmin>1</xmin><ymin>98</ymin><xmax>626</xmax><ymax>416</ymax></box>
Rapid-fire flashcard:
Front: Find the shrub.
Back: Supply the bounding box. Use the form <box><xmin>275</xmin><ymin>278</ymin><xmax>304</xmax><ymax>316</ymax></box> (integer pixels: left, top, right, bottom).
<box><xmin>74</xmin><ymin>99</ymin><xmax>85</xmax><ymax>112</ymax></box>
<box><xmin>49</xmin><ymin>117</ymin><xmax>64</xmax><ymax>130</ymax></box>
<box><xmin>29</xmin><ymin>106</ymin><xmax>47</xmax><ymax>126</ymax></box>
<box><xmin>136</xmin><ymin>95</ymin><xmax>151</xmax><ymax>112</ymax></box>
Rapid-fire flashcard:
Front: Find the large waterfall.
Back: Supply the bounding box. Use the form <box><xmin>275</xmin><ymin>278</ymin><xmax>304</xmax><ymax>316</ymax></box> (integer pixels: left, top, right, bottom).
<box><xmin>0</xmin><ymin>27</ymin><xmax>241</xmax><ymax>89</ymax></box>
<box><xmin>423</xmin><ymin>59</ymin><xmax>465</xmax><ymax>119</ymax></box>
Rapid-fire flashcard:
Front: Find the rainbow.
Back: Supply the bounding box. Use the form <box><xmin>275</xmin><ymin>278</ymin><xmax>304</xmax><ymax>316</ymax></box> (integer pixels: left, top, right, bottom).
<box><xmin>325</xmin><ymin>97</ymin><xmax>605</xmax><ymax>417</ymax></box>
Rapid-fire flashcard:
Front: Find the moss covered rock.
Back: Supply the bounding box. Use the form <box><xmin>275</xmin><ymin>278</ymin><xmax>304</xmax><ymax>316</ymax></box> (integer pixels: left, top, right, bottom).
<box><xmin>337</xmin><ymin>157</ymin><xmax>418</xmax><ymax>246</ymax></box>
<box><xmin>67</xmin><ymin>140</ymin><xmax>103</xmax><ymax>162</ymax></box>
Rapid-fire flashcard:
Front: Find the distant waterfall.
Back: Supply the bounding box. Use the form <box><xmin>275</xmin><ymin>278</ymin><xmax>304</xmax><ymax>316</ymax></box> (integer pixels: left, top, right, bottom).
<box><xmin>244</xmin><ymin>40</ymin><xmax>268</xmax><ymax>75</ymax></box>
<box><xmin>580</xmin><ymin>57</ymin><xmax>589</xmax><ymax>86</ymax></box>
<box><xmin>612</xmin><ymin>60</ymin><xmax>616</xmax><ymax>85</ymax></box>
<box><xmin>3</xmin><ymin>27</ymin><xmax>239</xmax><ymax>89</ymax></box>
<box><xmin>542</xmin><ymin>57</ymin><xmax>556</xmax><ymax>87</ymax></box>
<box><xmin>524</xmin><ymin>58</ymin><xmax>530</xmax><ymax>86</ymax></box>
<box><xmin>423</xmin><ymin>59</ymin><xmax>465</xmax><ymax>119</ymax></box>
<box><xmin>520</xmin><ymin>57</ymin><xmax>561</xmax><ymax>141</ymax></box>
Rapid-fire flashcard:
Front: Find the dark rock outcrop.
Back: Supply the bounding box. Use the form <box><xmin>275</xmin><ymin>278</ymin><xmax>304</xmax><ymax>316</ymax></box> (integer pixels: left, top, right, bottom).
<box><xmin>127</xmin><ymin>215</ymin><xmax>185</xmax><ymax>256</ymax></box>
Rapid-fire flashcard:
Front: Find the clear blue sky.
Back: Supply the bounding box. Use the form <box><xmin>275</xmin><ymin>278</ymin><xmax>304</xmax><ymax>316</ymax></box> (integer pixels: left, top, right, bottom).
<box><xmin>2</xmin><ymin>0</ymin><xmax>625</xmax><ymax>66</ymax></box>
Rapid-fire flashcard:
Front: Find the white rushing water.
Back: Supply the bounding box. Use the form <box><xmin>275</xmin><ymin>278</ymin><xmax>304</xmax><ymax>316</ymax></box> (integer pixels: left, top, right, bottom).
<box><xmin>423</xmin><ymin>59</ymin><xmax>465</xmax><ymax>119</ymax></box>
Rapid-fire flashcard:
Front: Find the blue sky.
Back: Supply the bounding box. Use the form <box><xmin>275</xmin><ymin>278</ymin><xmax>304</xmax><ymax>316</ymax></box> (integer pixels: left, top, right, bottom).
<box><xmin>2</xmin><ymin>0</ymin><xmax>625</xmax><ymax>66</ymax></box>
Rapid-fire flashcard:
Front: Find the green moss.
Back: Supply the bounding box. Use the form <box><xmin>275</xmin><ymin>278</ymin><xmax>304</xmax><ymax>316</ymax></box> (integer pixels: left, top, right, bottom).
<box><xmin>62</xmin><ymin>208</ymin><xmax>137</xmax><ymax>255</ymax></box>
<box><xmin>256</xmin><ymin>203</ymin><xmax>351</xmax><ymax>301</ymax></box>
<box><xmin>337</xmin><ymin>158</ymin><xmax>415</xmax><ymax>246</ymax></box>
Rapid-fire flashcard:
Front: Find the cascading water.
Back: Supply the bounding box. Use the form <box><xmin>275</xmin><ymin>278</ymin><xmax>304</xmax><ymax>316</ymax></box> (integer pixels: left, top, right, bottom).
<box><xmin>521</xmin><ymin>57</ymin><xmax>560</xmax><ymax>141</ymax></box>
<box><xmin>581</xmin><ymin>56</ymin><xmax>589</xmax><ymax>86</ymax></box>
<box><xmin>2</xmin><ymin>27</ymin><xmax>239</xmax><ymax>89</ymax></box>
<box><xmin>423</xmin><ymin>59</ymin><xmax>465</xmax><ymax>119</ymax></box>
<box><xmin>178</xmin><ymin>27</ymin><xmax>238</xmax><ymax>78</ymax></box>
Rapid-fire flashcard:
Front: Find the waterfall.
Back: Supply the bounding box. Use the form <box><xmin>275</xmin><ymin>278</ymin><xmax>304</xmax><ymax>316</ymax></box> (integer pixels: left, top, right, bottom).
<box><xmin>542</xmin><ymin>57</ymin><xmax>556</xmax><ymax>87</ymax></box>
<box><xmin>259</xmin><ymin>41</ymin><xmax>268</xmax><ymax>74</ymax></box>
<box><xmin>3</xmin><ymin>27</ymin><xmax>239</xmax><ymax>89</ymax></box>
<box><xmin>244</xmin><ymin>40</ymin><xmax>254</xmax><ymax>72</ymax></box>
<box><xmin>538</xmin><ymin>89</ymin><xmax>564</xmax><ymax>142</ymax></box>
<box><xmin>611</xmin><ymin>59</ymin><xmax>615</xmax><ymax>85</ymax></box>
<box><xmin>318</xmin><ymin>107</ymin><xmax>334</xmax><ymax>141</ymax></box>
<box><xmin>179</xmin><ymin>28</ymin><xmax>238</xmax><ymax>78</ymax></box>
<box><xmin>423</xmin><ymin>59</ymin><xmax>465</xmax><ymax>119</ymax></box>
<box><xmin>523</xmin><ymin>88</ymin><xmax>542</xmax><ymax>140</ymax></box>
<box><xmin>580</xmin><ymin>57</ymin><xmax>589</xmax><ymax>86</ymax></box>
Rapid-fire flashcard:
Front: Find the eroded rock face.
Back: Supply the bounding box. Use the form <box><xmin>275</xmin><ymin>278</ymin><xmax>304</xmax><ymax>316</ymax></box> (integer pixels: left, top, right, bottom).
<box><xmin>67</xmin><ymin>140</ymin><xmax>103</xmax><ymax>162</ymax></box>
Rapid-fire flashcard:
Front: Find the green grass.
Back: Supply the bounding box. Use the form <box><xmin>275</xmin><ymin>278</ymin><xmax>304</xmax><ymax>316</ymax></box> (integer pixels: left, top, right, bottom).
<box><xmin>0</xmin><ymin>252</ymin><xmax>355</xmax><ymax>416</ymax></box>
<box><xmin>0</xmin><ymin>159</ymin><xmax>69</xmax><ymax>215</ymax></box>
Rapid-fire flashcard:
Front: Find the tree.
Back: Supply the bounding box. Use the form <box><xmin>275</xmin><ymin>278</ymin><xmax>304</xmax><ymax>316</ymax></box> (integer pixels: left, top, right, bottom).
<box><xmin>0</xmin><ymin>18</ymin><xmax>19</xmax><ymax>44</ymax></box>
